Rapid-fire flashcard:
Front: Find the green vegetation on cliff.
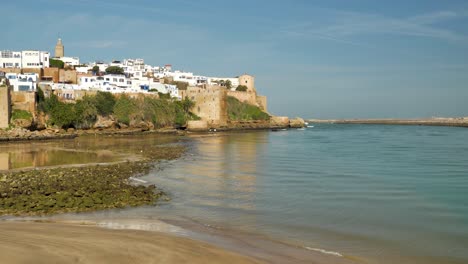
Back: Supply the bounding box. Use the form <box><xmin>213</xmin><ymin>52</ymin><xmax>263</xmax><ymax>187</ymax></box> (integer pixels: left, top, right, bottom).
<box><xmin>227</xmin><ymin>96</ymin><xmax>270</xmax><ymax>121</ymax></box>
<box><xmin>36</xmin><ymin>88</ymin><xmax>197</xmax><ymax>129</ymax></box>
<box><xmin>11</xmin><ymin>109</ymin><xmax>32</xmax><ymax>121</ymax></box>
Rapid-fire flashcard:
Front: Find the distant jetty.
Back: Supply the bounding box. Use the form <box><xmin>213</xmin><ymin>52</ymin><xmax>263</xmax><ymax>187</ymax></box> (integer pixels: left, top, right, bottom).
<box><xmin>308</xmin><ymin>117</ymin><xmax>468</xmax><ymax>128</ymax></box>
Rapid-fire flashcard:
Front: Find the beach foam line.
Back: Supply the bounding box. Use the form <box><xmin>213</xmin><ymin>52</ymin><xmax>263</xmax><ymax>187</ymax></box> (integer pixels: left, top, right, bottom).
<box><xmin>305</xmin><ymin>247</ymin><xmax>343</xmax><ymax>257</ymax></box>
<box><xmin>129</xmin><ymin>177</ymin><xmax>148</xmax><ymax>183</ymax></box>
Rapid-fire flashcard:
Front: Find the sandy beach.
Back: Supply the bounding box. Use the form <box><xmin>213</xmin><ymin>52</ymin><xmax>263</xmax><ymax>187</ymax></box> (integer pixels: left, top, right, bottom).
<box><xmin>0</xmin><ymin>221</ymin><xmax>264</xmax><ymax>264</ymax></box>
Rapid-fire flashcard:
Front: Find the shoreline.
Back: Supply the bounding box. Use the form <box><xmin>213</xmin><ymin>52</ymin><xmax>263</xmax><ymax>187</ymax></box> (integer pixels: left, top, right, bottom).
<box><xmin>308</xmin><ymin>118</ymin><xmax>468</xmax><ymax>127</ymax></box>
<box><xmin>0</xmin><ymin>220</ymin><xmax>264</xmax><ymax>264</ymax></box>
<box><xmin>0</xmin><ymin>217</ymin><xmax>360</xmax><ymax>264</ymax></box>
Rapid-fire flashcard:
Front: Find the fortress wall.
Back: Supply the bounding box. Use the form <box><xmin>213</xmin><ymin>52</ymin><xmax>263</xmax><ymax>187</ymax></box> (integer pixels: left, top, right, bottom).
<box><xmin>227</xmin><ymin>90</ymin><xmax>257</xmax><ymax>105</ymax></box>
<box><xmin>256</xmin><ymin>95</ymin><xmax>267</xmax><ymax>112</ymax></box>
<box><xmin>0</xmin><ymin>85</ymin><xmax>11</xmax><ymax>129</ymax></box>
<box><xmin>11</xmin><ymin>91</ymin><xmax>36</xmax><ymax>113</ymax></box>
<box><xmin>183</xmin><ymin>86</ymin><xmax>227</xmax><ymax>127</ymax></box>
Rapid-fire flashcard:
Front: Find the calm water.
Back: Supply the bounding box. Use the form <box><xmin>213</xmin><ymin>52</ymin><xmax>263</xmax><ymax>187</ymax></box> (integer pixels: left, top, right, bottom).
<box><xmin>3</xmin><ymin>125</ymin><xmax>468</xmax><ymax>263</ymax></box>
<box><xmin>144</xmin><ymin>125</ymin><xmax>468</xmax><ymax>264</ymax></box>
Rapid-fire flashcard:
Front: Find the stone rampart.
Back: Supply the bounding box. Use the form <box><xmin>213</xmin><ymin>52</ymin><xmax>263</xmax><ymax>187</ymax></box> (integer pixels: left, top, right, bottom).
<box><xmin>256</xmin><ymin>95</ymin><xmax>267</xmax><ymax>112</ymax></box>
<box><xmin>227</xmin><ymin>90</ymin><xmax>257</xmax><ymax>106</ymax></box>
<box><xmin>0</xmin><ymin>85</ymin><xmax>11</xmax><ymax>129</ymax></box>
<box><xmin>11</xmin><ymin>91</ymin><xmax>36</xmax><ymax>113</ymax></box>
<box><xmin>183</xmin><ymin>86</ymin><xmax>227</xmax><ymax>127</ymax></box>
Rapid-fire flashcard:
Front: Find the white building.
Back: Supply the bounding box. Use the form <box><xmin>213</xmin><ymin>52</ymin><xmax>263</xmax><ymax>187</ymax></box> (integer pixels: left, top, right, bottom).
<box><xmin>208</xmin><ymin>77</ymin><xmax>239</xmax><ymax>90</ymax></box>
<box><xmin>75</xmin><ymin>66</ymin><xmax>92</xmax><ymax>74</ymax></box>
<box><xmin>0</xmin><ymin>50</ymin><xmax>50</xmax><ymax>68</ymax></box>
<box><xmin>165</xmin><ymin>84</ymin><xmax>180</xmax><ymax>99</ymax></box>
<box><xmin>57</xmin><ymin>56</ymin><xmax>80</xmax><ymax>66</ymax></box>
<box><xmin>5</xmin><ymin>73</ymin><xmax>39</xmax><ymax>92</ymax></box>
<box><xmin>168</xmin><ymin>71</ymin><xmax>208</xmax><ymax>86</ymax></box>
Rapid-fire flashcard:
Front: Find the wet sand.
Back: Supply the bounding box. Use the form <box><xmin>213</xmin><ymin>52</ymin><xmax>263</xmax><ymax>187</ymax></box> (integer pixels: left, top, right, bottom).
<box><xmin>0</xmin><ymin>221</ymin><xmax>264</xmax><ymax>264</ymax></box>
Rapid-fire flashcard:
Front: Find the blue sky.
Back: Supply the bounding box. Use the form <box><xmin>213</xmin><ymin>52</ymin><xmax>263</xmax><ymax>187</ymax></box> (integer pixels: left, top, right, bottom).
<box><xmin>3</xmin><ymin>0</ymin><xmax>468</xmax><ymax>118</ymax></box>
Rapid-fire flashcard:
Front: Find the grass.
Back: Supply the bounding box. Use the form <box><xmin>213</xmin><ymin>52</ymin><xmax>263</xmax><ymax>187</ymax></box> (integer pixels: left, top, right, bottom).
<box><xmin>11</xmin><ymin>109</ymin><xmax>32</xmax><ymax>120</ymax></box>
<box><xmin>227</xmin><ymin>96</ymin><xmax>270</xmax><ymax>121</ymax></box>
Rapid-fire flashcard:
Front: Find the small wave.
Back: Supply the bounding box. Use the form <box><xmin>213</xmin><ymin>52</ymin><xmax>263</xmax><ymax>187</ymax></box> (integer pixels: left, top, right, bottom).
<box><xmin>307</xmin><ymin>125</ymin><xmax>314</xmax><ymax>128</ymax></box>
<box><xmin>129</xmin><ymin>177</ymin><xmax>148</xmax><ymax>183</ymax></box>
<box><xmin>305</xmin><ymin>247</ymin><xmax>343</xmax><ymax>257</ymax></box>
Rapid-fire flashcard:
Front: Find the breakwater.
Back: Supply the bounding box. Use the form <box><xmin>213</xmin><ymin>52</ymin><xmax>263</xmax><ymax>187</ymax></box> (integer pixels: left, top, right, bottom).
<box><xmin>308</xmin><ymin>118</ymin><xmax>468</xmax><ymax>127</ymax></box>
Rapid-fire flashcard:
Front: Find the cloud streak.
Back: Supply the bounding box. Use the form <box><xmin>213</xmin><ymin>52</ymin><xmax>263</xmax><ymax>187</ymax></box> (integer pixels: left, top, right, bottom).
<box><xmin>282</xmin><ymin>10</ymin><xmax>468</xmax><ymax>45</ymax></box>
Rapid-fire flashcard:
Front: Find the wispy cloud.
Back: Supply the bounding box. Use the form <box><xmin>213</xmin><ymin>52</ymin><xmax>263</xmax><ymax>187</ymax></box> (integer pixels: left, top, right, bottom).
<box><xmin>281</xmin><ymin>10</ymin><xmax>468</xmax><ymax>45</ymax></box>
<box><xmin>70</xmin><ymin>40</ymin><xmax>127</xmax><ymax>49</ymax></box>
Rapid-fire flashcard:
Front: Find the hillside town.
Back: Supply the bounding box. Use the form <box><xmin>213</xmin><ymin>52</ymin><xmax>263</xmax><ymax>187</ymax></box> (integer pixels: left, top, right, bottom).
<box><xmin>1</xmin><ymin>38</ymin><xmax>302</xmax><ymax>134</ymax></box>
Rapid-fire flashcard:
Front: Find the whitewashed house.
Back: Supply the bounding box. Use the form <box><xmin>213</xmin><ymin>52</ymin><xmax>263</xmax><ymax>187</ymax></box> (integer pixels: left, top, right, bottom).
<box><xmin>5</xmin><ymin>73</ymin><xmax>38</xmax><ymax>91</ymax></box>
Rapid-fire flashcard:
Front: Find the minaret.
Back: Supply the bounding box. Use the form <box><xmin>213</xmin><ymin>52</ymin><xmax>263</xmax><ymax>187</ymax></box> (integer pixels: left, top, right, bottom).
<box><xmin>55</xmin><ymin>38</ymin><xmax>64</xmax><ymax>58</ymax></box>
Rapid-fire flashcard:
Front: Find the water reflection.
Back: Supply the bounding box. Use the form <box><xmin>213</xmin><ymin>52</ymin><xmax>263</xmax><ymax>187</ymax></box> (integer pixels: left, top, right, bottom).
<box><xmin>150</xmin><ymin>132</ymin><xmax>269</xmax><ymax>230</ymax></box>
<box><xmin>0</xmin><ymin>134</ymin><xmax>181</xmax><ymax>171</ymax></box>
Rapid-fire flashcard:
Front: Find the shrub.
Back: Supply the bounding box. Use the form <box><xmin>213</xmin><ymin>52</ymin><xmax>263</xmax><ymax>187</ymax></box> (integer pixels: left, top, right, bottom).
<box><xmin>50</xmin><ymin>58</ymin><xmax>64</xmax><ymax>69</ymax></box>
<box><xmin>113</xmin><ymin>95</ymin><xmax>137</xmax><ymax>125</ymax></box>
<box><xmin>74</xmin><ymin>96</ymin><xmax>98</xmax><ymax>129</ymax></box>
<box><xmin>105</xmin><ymin>66</ymin><xmax>124</xmax><ymax>75</ymax></box>
<box><xmin>236</xmin><ymin>85</ymin><xmax>248</xmax><ymax>92</ymax></box>
<box><xmin>94</xmin><ymin>91</ymin><xmax>116</xmax><ymax>116</ymax></box>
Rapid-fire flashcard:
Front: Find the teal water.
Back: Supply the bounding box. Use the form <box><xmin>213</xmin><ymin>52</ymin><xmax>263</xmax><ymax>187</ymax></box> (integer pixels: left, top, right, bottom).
<box><xmin>140</xmin><ymin>125</ymin><xmax>468</xmax><ymax>264</ymax></box>
<box><xmin>5</xmin><ymin>126</ymin><xmax>468</xmax><ymax>263</ymax></box>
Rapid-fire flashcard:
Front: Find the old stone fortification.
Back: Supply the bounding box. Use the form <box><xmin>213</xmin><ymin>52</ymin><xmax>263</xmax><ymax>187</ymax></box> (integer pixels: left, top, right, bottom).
<box><xmin>227</xmin><ymin>90</ymin><xmax>257</xmax><ymax>105</ymax></box>
<box><xmin>43</xmin><ymin>68</ymin><xmax>77</xmax><ymax>83</ymax></box>
<box><xmin>11</xmin><ymin>91</ymin><xmax>36</xmax><ymax>113</ymax></box>
<box><xmin>181</xmin><ymin>85</ymin><xmax>227</xmax><ymax>127</ymax></box>
<box><xmin>0</xmin><ymin>68</ymin><xmax>21</xmax><ymax>74</ymax></box>
<box><xmin>238</xmin><ymin>74</ymin><xmax>256</xmax><ymax>93</ymax></box>
<box><xmin>0</xmin><ymin>68</ymin><xmax>43</xmax><ymax>79</ymax></box>
<box><xmin>0</xmin><ymin>82</ymin><xmax>11</xmax><ymax>129</ymax></box>
<box><xmin>256</xmin><ymin>95</ymin><xmax>267</xmax><ymax>112</ymax></box>
<box><xmin>227</xmin><ymin>91</ymin><xmax>268</xmax><ymax>112</ymax></box>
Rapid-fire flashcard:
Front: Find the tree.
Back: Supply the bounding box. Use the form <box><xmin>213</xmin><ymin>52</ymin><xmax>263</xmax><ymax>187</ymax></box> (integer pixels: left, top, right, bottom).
<box><xmin>236</xmin><ymin>85</ymin><xmax>248</xmax><ymax>92</ymax></box>
<box><xmin>50</xmin><ymin>59</ymin><xmax>64</xmax><ymax>69</ymax></box>
<box><xmin>225</xmin><ymin>80</ymin><xmax>232</xmax><ymax>90</ymax></box>
<box><xmin>92</xmin><ymin>66</ymin><xmax>100</xmax><ymax>75</ymax></box>
<box><xmin>180</xmin><ymin>97</ymin><xmax>195</xmax><ymax>114</ymax></box>
<box><xmin>94</xmin><ymin>91</ymin><xmax>116</xmax><ymax>116</ymax></box>
<box><xmin>105</xmin><ymin>66</ymin><xmax>124</xmax><ymax>75</ymax></box>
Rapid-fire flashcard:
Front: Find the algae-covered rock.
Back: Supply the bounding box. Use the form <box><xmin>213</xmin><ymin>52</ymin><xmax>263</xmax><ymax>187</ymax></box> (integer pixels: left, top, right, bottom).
<box><xmin>0</xmin><ymin>145</ymin><xmax>185</xmax><ymax>216</ymax></box>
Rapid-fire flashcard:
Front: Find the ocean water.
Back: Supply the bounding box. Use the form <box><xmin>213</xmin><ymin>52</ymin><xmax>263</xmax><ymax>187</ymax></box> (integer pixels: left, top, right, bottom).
<box><xmin>139</xmin><ymin>125</ymin><xmax>468</xmax><ymax>263</ymax></box>
<box><xmin>3</xmin><ymin>125</ymin><xmax>468</xmax><ymax>263</ymax></box>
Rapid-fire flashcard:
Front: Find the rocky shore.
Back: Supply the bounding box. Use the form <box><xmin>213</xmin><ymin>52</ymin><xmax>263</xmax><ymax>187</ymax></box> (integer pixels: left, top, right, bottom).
<box><xmin>0</xmin><ymin>145</ymin><xmax>185</xmax><ymax>216</ymax></box>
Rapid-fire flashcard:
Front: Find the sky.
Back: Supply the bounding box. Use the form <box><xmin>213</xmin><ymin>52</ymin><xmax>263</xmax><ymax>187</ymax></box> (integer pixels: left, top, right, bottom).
<box><xmin>3</xmin><ymin>0</ymin><xmax>468</xmax><ymax>118</ymax></box>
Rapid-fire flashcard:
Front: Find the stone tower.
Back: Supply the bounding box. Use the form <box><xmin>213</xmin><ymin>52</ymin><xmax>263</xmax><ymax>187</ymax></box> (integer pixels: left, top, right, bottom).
<box><xmin>55</xmin><ymin>38</ymin><xmax>64</xmax><ymax>58</ymax></box>
<box><xmin>238</xmin><ymin>74</ymin><xmax>256</xmax><ymax>93</ymax></box>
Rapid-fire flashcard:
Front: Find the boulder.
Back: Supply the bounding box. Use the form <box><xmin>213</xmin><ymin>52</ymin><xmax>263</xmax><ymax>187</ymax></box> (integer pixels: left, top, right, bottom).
<box><xmin>270</xmin><ymin>116</ymin><xmax>289</xmax><ymax>127</ymax></box>
<box><xmin>93</xmin><ymin>115</ymin><xmax>116</xmax><ymax>129</ymax></box>
<box><xmin>289</xmin><ymin>117</ymin><xmax>306</xmax><ymax>128</ymax></box>
<box><xmin>11</xmin><ymin>119</ymin><xmax>32</xmax><ymax>129</ymax></box>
